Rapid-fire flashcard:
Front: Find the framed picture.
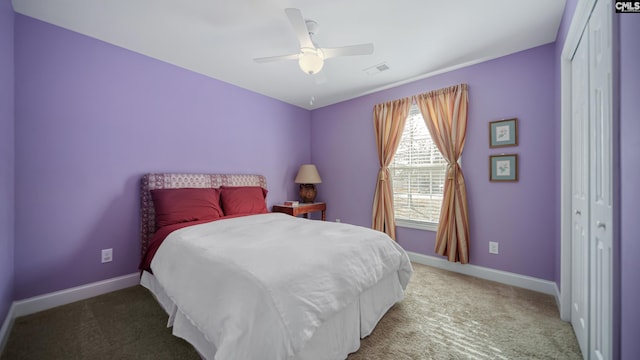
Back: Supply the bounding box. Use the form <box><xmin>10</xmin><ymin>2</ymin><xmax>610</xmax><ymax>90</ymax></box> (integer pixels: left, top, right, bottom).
<box><xmin>490</xmin><ymin>154</ymin><xmax>518</xmax><ymax>182</ymax></box>
<box><xmin>489</xmin><ymin>118</ymin><xmax>518</xmax><ymax>148</ymax></box>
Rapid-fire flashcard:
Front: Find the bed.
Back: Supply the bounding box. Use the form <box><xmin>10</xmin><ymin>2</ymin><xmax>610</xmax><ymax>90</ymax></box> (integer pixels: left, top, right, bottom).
<box><xmin>138</xmin><ymin>173</ymin><xmax>413</xmax><ymax>360</ymax></box>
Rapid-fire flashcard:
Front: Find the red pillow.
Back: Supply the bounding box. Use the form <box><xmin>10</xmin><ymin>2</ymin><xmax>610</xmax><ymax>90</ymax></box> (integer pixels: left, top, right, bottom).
<box><xmin>151</xmin><ymin>188</ymin><xmax>223</xmax><ymax>229</ymax></box>
<box><xmin>219</xmin><ymin>186</ymin><xmax>268</xmax><ymax>216</ymax></box>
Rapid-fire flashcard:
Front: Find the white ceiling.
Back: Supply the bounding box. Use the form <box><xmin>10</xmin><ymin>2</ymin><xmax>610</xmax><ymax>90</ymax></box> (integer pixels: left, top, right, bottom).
<box><xmin>12</xmin><ymin>0</ymin><xmax>566</xmax><ymax>110</ymax></box>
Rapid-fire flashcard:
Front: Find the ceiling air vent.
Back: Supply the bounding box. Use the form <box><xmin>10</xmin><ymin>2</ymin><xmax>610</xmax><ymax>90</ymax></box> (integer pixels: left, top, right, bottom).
<box><xmin>363</xmin><ymin>62</ymin><xmax>390</xmax><ymax>75</ymax></box>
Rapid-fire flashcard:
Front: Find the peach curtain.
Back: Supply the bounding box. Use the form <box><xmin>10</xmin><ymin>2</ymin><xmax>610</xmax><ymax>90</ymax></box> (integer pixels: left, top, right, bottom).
<box><xmin>414</xmin><ymin>84</ymin><xmax>470</xmax><ymax>263</ymax></box>
<box><xmin>372</xmin><ymin>97</ymin><xmax>412</xmax><ymax>240</ymax></box>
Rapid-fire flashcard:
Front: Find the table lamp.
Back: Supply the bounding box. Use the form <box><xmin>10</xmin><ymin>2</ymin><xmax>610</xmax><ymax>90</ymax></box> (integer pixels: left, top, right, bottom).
<box><xmin>294</xmin><ymin>164</ymin><xmax>322</xmax><ymax>203</ymax></box>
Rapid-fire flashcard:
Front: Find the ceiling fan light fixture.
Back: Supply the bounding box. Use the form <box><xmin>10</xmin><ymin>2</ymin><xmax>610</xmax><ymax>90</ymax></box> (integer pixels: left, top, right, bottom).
<box><xmin>298</xmin><ymin>48</ymin><xmax>324</xmax><ymax>75</ymax></box>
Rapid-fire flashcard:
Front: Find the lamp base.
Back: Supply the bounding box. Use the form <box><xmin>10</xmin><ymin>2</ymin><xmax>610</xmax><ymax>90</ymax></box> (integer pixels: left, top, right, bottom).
<box><xmin>298</xmin><ymin>184</ymin><xmax>317</xmax><ymax>203</ymax></box>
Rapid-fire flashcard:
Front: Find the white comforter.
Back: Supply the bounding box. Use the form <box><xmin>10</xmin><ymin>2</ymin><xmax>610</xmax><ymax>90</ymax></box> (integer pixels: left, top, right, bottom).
<box><xmin>151</xmin><ymin>212</ymin><xmax>412</xmax><ymax>360</ymax></box>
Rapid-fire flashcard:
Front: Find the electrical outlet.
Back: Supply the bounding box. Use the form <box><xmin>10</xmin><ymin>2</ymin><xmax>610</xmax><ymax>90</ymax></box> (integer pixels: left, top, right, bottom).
<box><xmin>335</xmin><ymin>218</ymin><xmax>341</xmax><ymax>223</ymax></box>
<box><xmin>101</xmin><ymin>248</ymin><xmax>113</xmax><ymax>263</ymax></box>
<box><xmin>489</xmin><ymin>242</ymin><xmax>499</xmax><ymax>254</ymax></box>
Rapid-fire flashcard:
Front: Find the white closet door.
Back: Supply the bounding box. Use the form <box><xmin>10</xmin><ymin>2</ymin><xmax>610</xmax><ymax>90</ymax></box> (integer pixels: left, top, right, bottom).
<box><xmin>570</xmin><ymin>32</ymin><xmax>589</xmax><ymax>356</ymax></box>
<box><xmin>588</xmin><ymin>0</ymin><xmax>613</xmax><ymax>359</ymax></box>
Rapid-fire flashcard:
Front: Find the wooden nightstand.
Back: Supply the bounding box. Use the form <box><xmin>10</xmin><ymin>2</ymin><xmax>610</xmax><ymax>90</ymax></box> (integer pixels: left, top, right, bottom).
<box><xmin>272</xmin><ymin>202</ymin><xmax>326</xmax><ymax>221</ymax></box>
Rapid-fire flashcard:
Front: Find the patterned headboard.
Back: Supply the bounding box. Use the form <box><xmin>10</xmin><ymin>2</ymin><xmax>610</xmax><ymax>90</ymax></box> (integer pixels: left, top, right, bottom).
<box><xmin>140</xmin><ymin>173</ymin><xmax>267</xmax><ymax>258</ymax></box>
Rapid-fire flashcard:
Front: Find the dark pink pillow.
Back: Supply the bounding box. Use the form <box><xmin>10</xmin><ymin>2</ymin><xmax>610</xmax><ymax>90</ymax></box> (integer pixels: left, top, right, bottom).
<box><xmin>219</xmin><ymin>186</ymin><xmax>268</xmax><ymax>216</ymax></box>
<box><xmin>151</xmin><ymin>188</ymin><xmax>223</xmax><ymax>229</ymax></box>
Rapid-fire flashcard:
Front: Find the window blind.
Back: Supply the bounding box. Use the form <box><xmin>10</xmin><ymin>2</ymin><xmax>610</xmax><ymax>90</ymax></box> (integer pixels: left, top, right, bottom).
<box><xmin>390</xmin><ymin>105</ymin><xmax>447</xmax><ymax>225</ymax></box>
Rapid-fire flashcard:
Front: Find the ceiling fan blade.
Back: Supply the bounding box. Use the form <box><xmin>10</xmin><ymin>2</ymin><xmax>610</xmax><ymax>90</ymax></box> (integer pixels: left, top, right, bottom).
<box><xmin>253</xmin><ymin>53</ymin><xmax>299</xmax><ymax>63</ymax></box>
<box><xmin>321</xmin><ymin>43</ymin><xmax>374</xmax><ymax>59</ymax></box>
<box><xmin>284</xmin><ymin>8</ymin><xmax>314</xmax><ymax>49</ymax></box>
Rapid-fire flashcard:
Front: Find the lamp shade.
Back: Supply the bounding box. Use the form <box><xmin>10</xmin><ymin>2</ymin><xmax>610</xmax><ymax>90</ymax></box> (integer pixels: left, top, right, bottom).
<box><xmin>294</xmin><ymin>164</ymin><xmax>322</xmax><ymax>184</ymax></box>
<box><xmin>298</xmin><ymin>48</ymin><xmax>324</xmax><ymax>75</ymax></box>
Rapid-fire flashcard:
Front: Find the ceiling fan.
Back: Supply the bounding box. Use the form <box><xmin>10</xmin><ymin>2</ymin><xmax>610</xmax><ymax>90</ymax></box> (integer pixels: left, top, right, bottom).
<box><xmin>254</xmin><ymin>8</ymin><xmax>374</xmax><ymax>76</ymax></box>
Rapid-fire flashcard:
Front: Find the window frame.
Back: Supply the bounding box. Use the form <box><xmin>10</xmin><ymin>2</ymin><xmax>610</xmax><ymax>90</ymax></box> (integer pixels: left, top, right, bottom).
<box><xmin>390</xmin><ymin>104</ymin><xmax>450</xmax><ymax>232</ymax></box>
<box><xmin>396</xmin><ymin>217</ymin><xmax>439</xmax><ymax>232</ymax></box>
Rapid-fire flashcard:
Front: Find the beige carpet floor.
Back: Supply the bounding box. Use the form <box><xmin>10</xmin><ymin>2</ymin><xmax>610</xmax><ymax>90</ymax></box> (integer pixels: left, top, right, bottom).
<box><xmin>1</xmin><ymin>263</ymin><xmax>581</xmax><ymax>359</ymax></box>
<box><xmin>348</xmin><ymin>263</ymin><xmax>581</xmax><ymax>360</ymax></box>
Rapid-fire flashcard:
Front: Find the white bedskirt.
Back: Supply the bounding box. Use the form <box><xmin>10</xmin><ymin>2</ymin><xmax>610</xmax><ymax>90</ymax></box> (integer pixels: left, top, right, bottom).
<box><xmin>141</xmin><ymin>269</ymin><xmax>405</xmax><ymax>360</ymax></box>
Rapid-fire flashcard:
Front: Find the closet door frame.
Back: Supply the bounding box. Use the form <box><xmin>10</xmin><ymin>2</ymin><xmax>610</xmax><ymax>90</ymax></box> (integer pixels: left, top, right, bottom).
<box><xmin>560</xmin><ymin>0</ymin><xmax>598</xmax><ymax>324</ymax></box>
<box><xmin>560</xmin><ymin>0</ymin><xmax>619</xmax><ymax>359</ymax></box>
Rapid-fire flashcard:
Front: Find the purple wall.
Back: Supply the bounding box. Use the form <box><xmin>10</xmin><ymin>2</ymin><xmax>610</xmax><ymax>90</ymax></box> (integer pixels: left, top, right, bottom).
<box><xmin>0</xmin><ymin>0</ymin><xmax>15</xmax><ymax>325</ymax></box>
<box><xmin>311</xmin><ymin>44</ymin><xmax>557</xmax><ymax>280</ymax></box>
<box><xmin>5</xmin><ymin>3</ymin><xmax>638</xmax><ymax>357</ymax></box>
<box><xmin>13</xmin><ymin>15</ymin><xmax>311</xmax><ymax>299</ymax></box>
<box><xmin>619</xmin><ymin>14</ymin><xmax>640</xmax><ymax>360</ymax></box>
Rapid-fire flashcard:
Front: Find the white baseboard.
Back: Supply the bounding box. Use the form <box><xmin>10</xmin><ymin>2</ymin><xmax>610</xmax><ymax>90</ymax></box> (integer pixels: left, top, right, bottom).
<box><xmin>407</xmin><ymin>251</ymin><xmax>558</xmax><ymax>299</ymax></box>
<box><xmin>0</xmin><ymin>303</ymin><xmax>16</xmax><ymax>356</ymax></box>
<box><xmin>0</xmin><ymin>272</ymin><xmax>139</xmax><ymax>355</ymax></box>
<box><xmin>554</xmin><ymin>282</ymin><xmax>568</xmax><ymax>321</ymax></box>
<box><xmin>12</xmin><ymin>273</ymin><xmax>140</xmax><ymax>318</ymax></box>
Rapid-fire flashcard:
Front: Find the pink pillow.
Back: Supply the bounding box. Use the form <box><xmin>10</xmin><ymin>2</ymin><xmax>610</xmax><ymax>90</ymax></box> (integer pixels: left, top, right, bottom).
<box><xmin>151</xmin><ymin>188</ymin><xmax>223</xmax><ymax>229</ymax></box>
<box><xmin>219</xmin><ymin>186</ymin><xmax>268</xmax><ymax>216</ymax></box>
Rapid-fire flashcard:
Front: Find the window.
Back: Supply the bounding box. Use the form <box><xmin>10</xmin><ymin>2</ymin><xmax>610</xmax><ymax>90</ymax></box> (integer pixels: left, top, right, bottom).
<box><xmin>389</xmin><ymin>105</ymin><xmax>448</xmax><ymax>231</ymax></box>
